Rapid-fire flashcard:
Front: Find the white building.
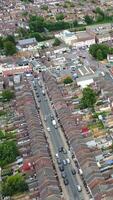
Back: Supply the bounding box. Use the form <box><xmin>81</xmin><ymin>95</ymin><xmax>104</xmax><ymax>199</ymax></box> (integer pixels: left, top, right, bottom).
<box><xmin>55</xmin><ymin>30</ymin><xmax>77</xmax><ymax>46</ymax></box>
<box><xmin>77</xmin><ymin>78</ymin><xmax>94</xmax><ymax>89</ymax></box>
<box><xmin>55</xmin><ymin>30</ymin><xmax>95</xmax><ymax>47</ymax></box>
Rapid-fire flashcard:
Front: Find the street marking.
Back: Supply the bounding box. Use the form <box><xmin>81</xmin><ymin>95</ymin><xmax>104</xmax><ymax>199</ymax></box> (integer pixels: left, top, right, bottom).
<box><xmin>78</xmin><ymin>69</ymin><xmax>84</xmax><ymax>76</ymax></box>
<box><xmin>84</xmin><ymin>66</ymin><xmax>89</xmax><ymax>74</ymax></box>
<box><xmin>89</xmin><ymin>67</ymin><xmax>94</xmax><ymax>74</ymax></box>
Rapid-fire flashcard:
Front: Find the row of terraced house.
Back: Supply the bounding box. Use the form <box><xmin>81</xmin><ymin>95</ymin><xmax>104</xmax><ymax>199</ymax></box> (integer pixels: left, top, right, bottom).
<box><xmin>14</xmin><ymin>74</ymin><xmax>62</xmax><ymax>200</ymax></box>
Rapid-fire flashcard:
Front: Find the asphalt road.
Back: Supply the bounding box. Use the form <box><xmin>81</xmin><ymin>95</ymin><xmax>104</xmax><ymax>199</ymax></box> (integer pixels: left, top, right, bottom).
<box><xmin>33</xmin><ymin>78</ymin><xmax>83</xmax><ymax>200</ymax></box>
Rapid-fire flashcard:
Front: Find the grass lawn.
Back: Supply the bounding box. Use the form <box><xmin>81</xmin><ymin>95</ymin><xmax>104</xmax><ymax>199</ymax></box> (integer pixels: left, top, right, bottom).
<box><xmin>88</xmin><ymin>120</ymin><xmax>104</xmax><ymax>130</ymax></box>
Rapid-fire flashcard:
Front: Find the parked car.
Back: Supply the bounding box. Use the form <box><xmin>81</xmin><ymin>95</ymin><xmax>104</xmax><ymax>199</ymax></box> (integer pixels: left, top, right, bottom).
<box><xmin>62</xmin><ymin>160</ymin><xmax>67</xmax><ymax>166</ymax></box>
<box><xmin>47</xmin><ymin>127</ymin><xmax>50</xmax><ymax>132</ymax></box>
<box><xmin>64</xmin><ymin>178</ymin><xmax>69</xmax><ymax>185</ymax></box>
<box><xmin>71</xmin><ymin>168</ymin><xmax>76</xmax><ymax>175</ymax></box>
<box><xmin>63</xmin><ymin>148</ymin><xmax>67</xmax><ymax>154</ymax></box>
<box><xmin>55</xmin><ymin>153</ymin><xmax>59</xmax><ymax>158</ymax></box>
<box><xmin>66</xmin><ymin>158</ymin><xmax>70</xmax><ymax>164</ymax></box>
<box><xmin>58</xmin><ymin>147</ymin><xmax>63</xmax><ymax>152</ymax></box>
<box><xmin>50</xmin><ymin>114</ymin><xmax>54</xmax><ymax>120</ymax></box>
<box><xmin>57</xmin><ymin>158</ymin><xmax>61</xmax><ymax>165</ymax></box>
<box><xmin>59</xmin><ymin>164</ymin><xmax>64</xmax><ymax>171</ymax></box>
<box><xmin>61</xmin><ymin>171</ymin><xmax>66</xmax><ymax>178</ymax></box>
<box><xmin>77</xmin><ymin>185</ymin><xmax>82</xmax><ymax>192</ymax></box>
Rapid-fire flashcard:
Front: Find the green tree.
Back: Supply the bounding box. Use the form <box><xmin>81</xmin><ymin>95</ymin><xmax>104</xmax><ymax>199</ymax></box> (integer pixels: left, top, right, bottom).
<box><xmin>0</xmin><ymin>37</ymin><xmax>4</xmax><ymax>49</ymax></box>
<box><xmin>96</xmin><ymin>49</ymin><xmax>103</xmax><ymax>60</ymax></box>
<box><xmin>80</xmin><ymin>87</ymin><xmax>97</xmax><ymax>109</ymax></box>
<box><xmin>84</xmin><ymin>15</ymin><xmax>93</xmax><ymax>25</ymax></box>
<box><xmin>109</xmin><ymin>47</ymin><xmax>113</xmax><ymax>54</ymax></box>
<box><xmin>4</xmin><ymin>41</ymin><xmax>16</xmax><ymax>56</ymax></box>
<box><xmin>96</xmin><ymin>14</ymin><xmax>104</xmax><ymax>22</ymax></box>
<box><xmin>89</xmin><ymin>44</ymin><xmax>109</xmax><ymax>60</ymax></box>
<box><xmin>56</xmin><ymin>13</ymin><xmax>64</xmax><ymax>21</ymax></box>
<box><xmin>5</xmin><ymin>35</ymin><xmax>16</xmax><ymax>44</ymax></box>
<box><xmin>63</xmin><ymin>76</ymin><xmax>73</xmax><ymax>84</ymax></box>
<box><xmin>0</xmin><ymin>141</ymin><xmax>19</xmax><ymax>167</ymax></box>
<box><xmin>95</xmin><ymin>7</ymin><xmax>104</xmax><ymax>17</ymax></box>
<box><xmin>17</xmin><ymin>27</ymin><xmax>29</xmax><ymax>38</ymax></box>
<box><xmin>73</xmin><ymin>20</ymin><xmax>78</xmax><ymax>27</ymax></box>
<box><xmin>2</xmin><ymin>89</ymin><xmax>15</xmax><ymax>101</ymax></box>
<box><xmin>89</xmin><ymin>44</ymin><xmax>99</xmax><ymax>58</ymax></box>
<box><xmin>29</xmin><ymin>15</ymin><xmax>44</xmax><ymax>32</ymax></box>
<box><xmin>0</xmin><ymin>130</ymin><xmax>5</xmax><ymax>140</ymax></box>
<box><xmin>53</xmin><ymin>38</ymin><xmax>61</xmax><ymax>46</ymax></box>
<box><xmin>2</xmin><ymin>174</ymin><xmax>28</xmax><ymax>197</ymax></box>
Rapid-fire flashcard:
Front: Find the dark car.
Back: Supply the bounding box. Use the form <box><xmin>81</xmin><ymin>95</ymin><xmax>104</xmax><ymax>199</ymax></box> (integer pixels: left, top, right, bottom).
<box><xmin>38</xmin><ymin>99</ymin><xmax>41</xmax><ymax>102</ymax></box>
<box><xmin>58</xmin><ymin>147</ymin><xmax>63</xmax><ymax>152</ymax></box>
<box><xmin>71</xmin><ymin>168</ymin><xmax>76</xmax><ymax>175</ymax></box>
<box><xmin>63</xmin><ymin>148</ymin><xmax>67</xmax><ymax>154</ymax></box>
<box><xmin>64</xmin><ymin>178</ymin><xmax>69</xmax><ymax>185</ymax></box>
<box><xmin>50</xmin><ymin>114</ymin><xmax>54</xmax><ymax>119</ymax></box>
<box><xmin>57</xmin><ymin>158</ymin><xmax>61</xmax><ymax>165</ymax></box>
<box><xmin>61</xmin><ymin>171</ymin><xmax>66</xmax><ymax>178</ymax></box>
<box><xmin>59</xmin><ymin>164</ymin><xmax>64</xmax><ymax>172</ymax></box>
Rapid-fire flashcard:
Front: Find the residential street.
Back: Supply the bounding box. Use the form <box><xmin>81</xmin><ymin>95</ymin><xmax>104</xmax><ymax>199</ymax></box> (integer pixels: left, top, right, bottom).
<box><xmin>33</xmin><ymin>77</ymin><xmax>88</xmax><ymax>200</ymax></box>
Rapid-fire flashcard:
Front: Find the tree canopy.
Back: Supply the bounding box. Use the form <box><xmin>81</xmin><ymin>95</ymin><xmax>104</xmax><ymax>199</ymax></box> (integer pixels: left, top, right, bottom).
<box><xmin>84</xmin><ymin>15</ymin><xmax>94</xmax><ymax>25</ymax></box>
<box><xmin>29</xmin><ymin>15</ymin><xmax>78</xmax><ymax>33</ymax></box>
<box><xmin>56</xmin><ymin>13</ymin><xmax>65</xmax><ymax>21</ymax></box>
<box><xmin>0</xmin><ymin>140</ymin><xmax>19</xmax><ymax>167</ymax></box>
<box><xmin>0</xmin><ymin>35</ymin><xmax>16</xmax><ymax>56</ymax></box>
<box><xmin>4</xmin><ymin>41</ymin><xmax>16</xmax><ymax>56</ymax></box>
<box><xmin>80</xmin><ymin>87</ymin><xmax>97</xmax><ymax>109</ymax></box>
<box><xmin>63</xmin><ymin>76</ymin><xmax>73</xmax><ymax>84</ymax></box>
<box><xmin>89</xmin><ymin>44</ymin><xmax>110</xmax><ymax>60</ymax></box>
<box><xmin>53</xmin><ymin>38</ymin><xmax>61</xmax><ymax>46</ymax></box>
<box><xmin>2</xmin><ymin>174</ymin><xmax>28</xmax><ymax>197</ymax></box>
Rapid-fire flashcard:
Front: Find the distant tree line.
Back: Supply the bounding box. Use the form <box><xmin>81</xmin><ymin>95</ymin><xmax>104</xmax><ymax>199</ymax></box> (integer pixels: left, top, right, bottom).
<box><xmin>28</xmin><ymin>15</ymin><xmax>78</xmax><ymax>32</ymax></box>
<box><xmin>84</xmin><ymin>7</ymin><xmax>113</xmax><ymax>25</ymax></box>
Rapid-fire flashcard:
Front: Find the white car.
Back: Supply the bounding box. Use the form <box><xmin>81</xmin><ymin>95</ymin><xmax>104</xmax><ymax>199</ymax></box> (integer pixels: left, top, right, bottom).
<box><xmin>47</xmin><ymin>127</ymin><xmax>50</xmax><ymax>132</ymax></box>
<box><xmin>55</xmin><ymin>153</ymin><xmax>59</xmax><ymax>158</ymax></box>
<box><xmin>63</xmin><ymin>160</ymin><xmax>67</xmax><ymax>165</ymax></box>
<box><xmin>66</xmin><ymin>158</ymin><xmax>70</xmax><ymax>164</ymax></box>
<box><xmin>77</xmin><ymin>185</ymin><xmax>82</xmax><ymax>192</ymax></box>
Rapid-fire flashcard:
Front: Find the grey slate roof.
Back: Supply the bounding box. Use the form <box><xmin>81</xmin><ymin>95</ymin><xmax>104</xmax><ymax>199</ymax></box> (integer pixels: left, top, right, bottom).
<box><xmin>18</xmin><ymin>38</ymin><xmax>37</xmax><ymax>46</ymax></box>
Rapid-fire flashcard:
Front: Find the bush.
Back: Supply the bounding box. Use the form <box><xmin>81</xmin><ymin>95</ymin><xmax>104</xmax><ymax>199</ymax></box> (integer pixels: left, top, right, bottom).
<box><xmin>56</xmin><ymin>13</ymin><xmax>64</xmax><ymax>21</ymax></box>
<box><xmin>63</xmin><ymin>76</ymin><xmax>73</xmax><ymax>84</ymax></box>
<box><xmin>2</xmin><ymin>89</ymin><xmax>15</xmax><ymax>101</ymax></box>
